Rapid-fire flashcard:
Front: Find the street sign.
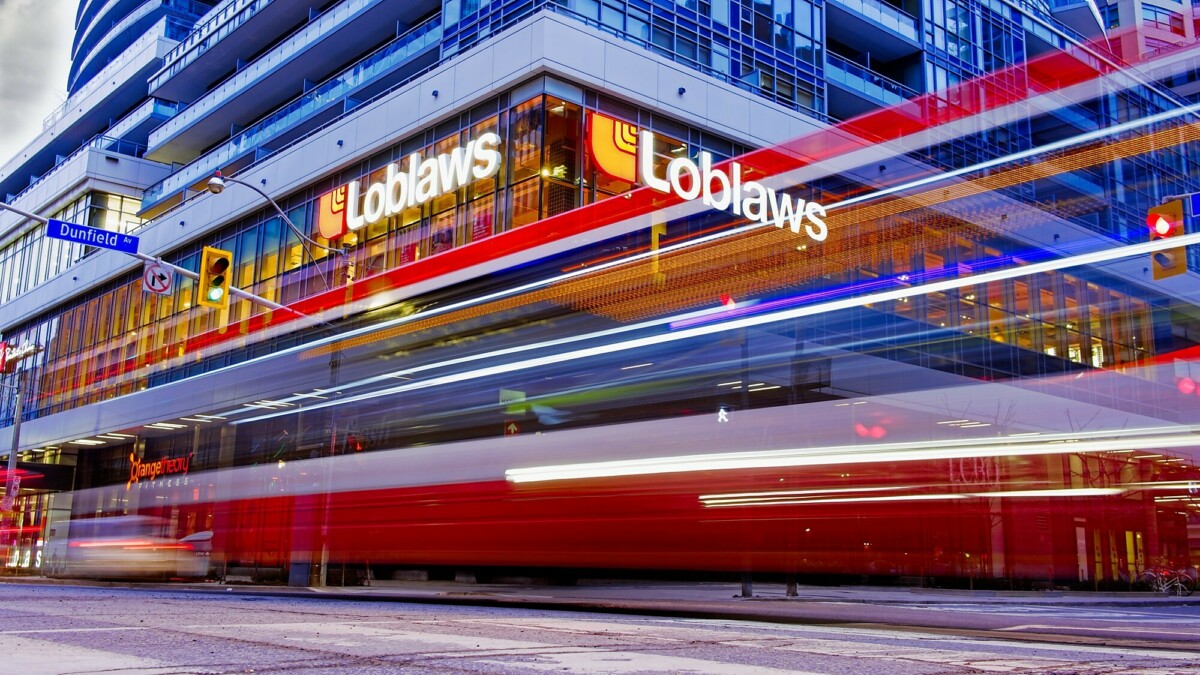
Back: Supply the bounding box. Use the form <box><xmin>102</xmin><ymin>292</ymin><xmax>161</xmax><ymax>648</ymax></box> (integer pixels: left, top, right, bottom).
<box><xmin>46</xmin><ymin>219</ymin><xmax>139</xmax><ymax>255</ymax></box>
<box><xmin>499</xmin><ymin>388</ymin><xmax>526</xmax><ymax>415</ymax></box>
<box><xmin>142</xmin><ymin>261</ymin><xmax>173</xmax><ymax>296</ymax></box>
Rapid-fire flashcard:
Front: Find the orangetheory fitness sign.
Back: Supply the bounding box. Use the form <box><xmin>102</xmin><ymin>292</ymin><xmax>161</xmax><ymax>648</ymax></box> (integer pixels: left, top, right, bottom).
<box><xmin>127</xmin><ymin>452</ymin><xmax>191</xmax><ymax>490</ymax></box>
<box><xmin>317</xmin><ymin>133</ymin><xmax>502</xmax><ymax>239</ymax></box>
<box><xmin>589</xmin><ymin>112</ymin><xmax>828</xmax><ymax>242</ymax></box>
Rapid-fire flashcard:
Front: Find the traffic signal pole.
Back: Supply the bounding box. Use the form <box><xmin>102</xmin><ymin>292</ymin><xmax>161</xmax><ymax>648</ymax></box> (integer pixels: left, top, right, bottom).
<box><xmin>0</xmin><ymin>202</ymin><xmax>304</xmax><ymax>318</ymax></box>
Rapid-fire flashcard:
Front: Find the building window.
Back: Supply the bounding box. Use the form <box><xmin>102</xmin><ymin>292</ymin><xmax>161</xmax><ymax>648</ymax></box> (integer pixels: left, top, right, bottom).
<box><xmin>1099</xmin><ymin>3</ymin><xmax>1119</xmax><ymax>28</ymax></box>
<box><xmin>1142</xmin><ymin>5</ymin><xmax>1185</xmax><ymax>34</ymax></box>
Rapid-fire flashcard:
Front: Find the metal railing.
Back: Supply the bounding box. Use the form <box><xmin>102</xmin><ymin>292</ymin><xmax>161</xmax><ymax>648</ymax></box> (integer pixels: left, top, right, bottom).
<box><xmin>826</xmin><ymin>0</ymin><xmax>919</xmax><ymax>41</ymax></box>
<box><xmin>7</xmin><ymin>136</ymin><xmax>148</xmax><ymax>207</ymax></box>
<box><xmin>44</xmin><ymin>16</ymin><xmax>186</xmax><ymax>131</ymax></box>
<box><xmin>826</xmin><ymin>52</ymin><xmax>918</xmax><ymax>104</ymax></box>
<box><xmin>142</xmin><ymin>14</ymin><xmax>441</xmax><ymax>207</ymax></box>
<box><xmin>150</xmin><ymin>0</ymin><xmax>274</xmax><ymax>91</ymax></box>
<box><xmin>144</xmin><ymin>2</ymin><xmax>834</xmax><ymax>213</ymax></box>
<box><xmin>147</xmin><ymin>0</ymin><xmax>386</xmax><ymax>148</ymax></box>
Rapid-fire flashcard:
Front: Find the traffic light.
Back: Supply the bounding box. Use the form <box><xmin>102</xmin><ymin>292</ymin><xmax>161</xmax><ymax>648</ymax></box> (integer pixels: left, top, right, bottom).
<box><xmin>1148</xmin><ymin>200</ymin><xmax>1186</xmax><ymax>280</ymax></box>
<box><xmin>197</xmin><ymin>246</ymin><xmax>233</xmax><ymax>310</ymax></box>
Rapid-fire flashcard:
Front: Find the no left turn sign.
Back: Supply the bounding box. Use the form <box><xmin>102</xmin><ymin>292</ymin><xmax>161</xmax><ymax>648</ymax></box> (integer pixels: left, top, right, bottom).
<box><xmin>143</xmin><ymin>261</ymin><xmax>173</xmax><ymax>296</ymax></box>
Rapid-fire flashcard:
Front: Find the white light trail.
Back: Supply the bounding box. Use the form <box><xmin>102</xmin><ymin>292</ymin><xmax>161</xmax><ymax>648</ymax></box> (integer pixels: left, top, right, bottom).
<box><xmin>504</xmin><ymin>430</ymin><xmax>1200</xmax><ymax>483</ymax></box>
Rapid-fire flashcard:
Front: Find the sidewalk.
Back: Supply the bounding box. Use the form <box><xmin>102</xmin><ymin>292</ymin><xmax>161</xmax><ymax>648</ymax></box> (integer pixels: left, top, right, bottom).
<box><xmin>6</xmin><ymin>574</ymin><xmax>1200</xmax><ymax>613</ymax></box>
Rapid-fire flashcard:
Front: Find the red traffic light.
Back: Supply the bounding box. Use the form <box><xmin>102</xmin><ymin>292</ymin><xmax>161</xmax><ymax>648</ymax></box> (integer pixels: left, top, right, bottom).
<box><xmin>1147</xmin><ymin>200</ymin><xmax>1186</xmax><ymax>281</ymax></box>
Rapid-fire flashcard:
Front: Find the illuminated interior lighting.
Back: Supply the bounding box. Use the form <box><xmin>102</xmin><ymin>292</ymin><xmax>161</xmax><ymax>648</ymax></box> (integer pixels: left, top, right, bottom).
<box><xmin>1133</xmin><ymin>454</ymin><xmax>1163</xmax><ymax>459</ymax></box>
<box><xmin>179</xmin><ymin>417</ymin><xmax>210</xmax><ymax>423</ymax></box>
<box><xmin>620</xmin><ymin>363</ymin><xmax>654</xmax><ymax>370</ymax></box>
<box><xmin>97</xmin><ymin>434</ymin><xmax>130</xmax><ymax>440</ymax></box>
<box><xmin>91</xmin><ymin>55</ymin><xmax>1200</xmax><ymax>393</ymax></box>
<box><xmin>211</xmin><ymin>96</ymin><xmax>1200</xmax><ymax>427</ymax></box>
<box><xmin>68</xmin><ymin>439</ymin><xmax>105</xmax><ymax>446</ymax></box>
<box><xmin>195</xmin><ymin>414</ymin><xmax>226</xmax><ymax>420</ymax></box>
<box><xmin>717</xmin><ymin>381</ymin><xmax>742</xmax><ymax>387</ymax></box>
<box><xmin>145</xmin><ymin>422</ymin><xmax>187</xmax><ymax>430</ymax></box>
<box><xmin>747</xmin><ymin>385</ymin><xmax>782</xmax><ymax>392</ymax></box>
<box><xmin>230</xmin><ymin>217</ymin><xmax>1200</xmax><ymax>426</ymax></box>
<box><xmin>103</xmin><ymin>432</ymin><xmax>135</xmax><ymax>438</ymax></box>
<box><xmin>938</xmin><ymin>420</ymin><xmax>972</xmax><ymax>425</ymax></box>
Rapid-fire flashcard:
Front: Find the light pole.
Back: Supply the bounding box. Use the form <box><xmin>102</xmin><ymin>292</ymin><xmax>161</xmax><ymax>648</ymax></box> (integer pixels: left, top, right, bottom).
<box><xmin>206</xmin><ymin>171</ymin><xmax>344</xmax><ymax>587</ymax></box>
<box><xmin>206</xmin><ymin>172</ymin><xmax>345</xmax><ymax>290</ymax></box>
<box><xmin>1</xmin><ymin>343</ymin><xmax>41</xmax><ymax>568</ymax></box>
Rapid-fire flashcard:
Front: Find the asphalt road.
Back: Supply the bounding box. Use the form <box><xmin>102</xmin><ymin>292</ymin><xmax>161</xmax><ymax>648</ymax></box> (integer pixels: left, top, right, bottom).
<box><xmin>1</xmin><ymin>583</ymin><xmax>1199</xmax><ymax>674</ymax></box>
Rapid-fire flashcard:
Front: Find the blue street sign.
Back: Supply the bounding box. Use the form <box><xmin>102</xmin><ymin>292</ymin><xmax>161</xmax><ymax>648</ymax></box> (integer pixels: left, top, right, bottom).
<box><xmin>46</xmin><ymin>219</ymin><xmax>139</xmax><ymax>255</ymax></box>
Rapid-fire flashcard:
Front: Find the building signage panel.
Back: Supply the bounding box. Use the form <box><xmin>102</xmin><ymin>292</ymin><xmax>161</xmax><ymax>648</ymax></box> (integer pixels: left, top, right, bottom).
<box><xmin>318</xmin><ymin>133</ymin><xmax>503</xmax><ymax>240</ymax></box>
<box><xmin>637</xmin><ymin>130</ymin><xmax>828</xmax><ymax>242</ymax></box>
<box><xmin>127</xmin><ymin>452</ymin><xmax>191</xmax><ymax>490</ymax></box>
<box><xmin>1</xmin><ymin>342</ymin><xmax>41</xmax><ymax>373</ymax></box>
<box><xmin>46</xmin><ymin>219</ymin><xmax>140</xmax><ymax>254</ymax></box>
<box><xmin>588</xmin><ymin>112</ymin><xmax>828</xmax><ymax>243</ymax></box>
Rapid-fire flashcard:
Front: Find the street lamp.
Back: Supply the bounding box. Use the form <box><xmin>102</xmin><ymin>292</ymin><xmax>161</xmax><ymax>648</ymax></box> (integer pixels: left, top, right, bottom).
<box><xmin>206</xmin><ymin>172</ymin><xmax>345</xmax><ymax>289</ymax></box>
<box><xmin>206</xmin><ymin>172</ymin><xmax>344</xmax><ymax>587</ymax></box>
<box><xmin>1</xmin><ymin>342</ymin><xmax>42</xmax><ymax>556</ymax></box>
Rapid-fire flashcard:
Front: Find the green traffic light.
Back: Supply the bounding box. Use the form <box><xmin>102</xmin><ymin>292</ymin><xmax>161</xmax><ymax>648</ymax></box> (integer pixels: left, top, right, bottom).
<box><xmin>207</xmin><ymin>287</ymin><xmax>225</xmax><ymax>302</ymax></box>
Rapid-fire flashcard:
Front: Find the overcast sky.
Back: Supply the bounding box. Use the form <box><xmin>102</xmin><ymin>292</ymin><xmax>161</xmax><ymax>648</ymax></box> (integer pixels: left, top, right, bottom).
<box><xmin>0</xmin><ymin>0</ymin><xmax>76</xmax><ymax>165</ymax></box>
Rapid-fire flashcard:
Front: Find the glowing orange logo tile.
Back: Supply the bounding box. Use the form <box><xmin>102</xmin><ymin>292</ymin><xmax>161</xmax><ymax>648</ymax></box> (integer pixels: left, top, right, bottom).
<box><xmin>317</xmin><ymin>185</ymin><xmax>348</xmax><ymax>239</ymax></box>
<box><xmin>589</xmin><ymin>111</ymin><xmax>638</xmax><ymax>183</ymax></box>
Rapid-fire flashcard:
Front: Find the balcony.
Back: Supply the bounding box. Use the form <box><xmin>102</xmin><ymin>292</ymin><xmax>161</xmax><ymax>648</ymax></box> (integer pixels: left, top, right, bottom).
<box><xmin>826</xmin><ymin>0</ymin><xmax>921</xmax><ymax>61</ymax></box>
<box><xmin>1047</xmin><ymin>0</ymin><xmax>1104</xmax><ymax>39</ymax></box>
<box><xmin>141</xmin><ymin>15</ymin><xmax>442</xmax><ymax>213</ymax></box>
<box><xmin>0</xmin><ymin>16</ymin><xmax>180</xmax><ymax>203</ymax></box>
<box><xmin>3</xmin><ymin>135</ymin><xmax>151</xmax><ymax>211</ymax></box>
<box><xmin>106</xmin><ymin>99</ymin><xmax>187</xmax><ymax>146</ymax></box>
<box><xmin>147</xmin><ymin>0</ymin><xmax>280</xmax><ymax>98</ymax></box>
<box><xmin>70</xmin><ymin>3</ymin><xmax>205</xmax><ymax>95</ymax></box>
<box><xmin>826</xmin><ymin>52</ymin><xmax>919</xmax><ymax>119</ymax></box>
<box><xmin>145</xmin><ymin>0</ymin><xmax>424</xmax><ymax>165</ymax></box>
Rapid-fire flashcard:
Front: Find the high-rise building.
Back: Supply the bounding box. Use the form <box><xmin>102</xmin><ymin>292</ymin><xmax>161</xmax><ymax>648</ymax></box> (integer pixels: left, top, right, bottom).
<box><xmin>1</xmin><ymin>1</ymin><xmax>1198</xmax><ymax>587</ymax></box>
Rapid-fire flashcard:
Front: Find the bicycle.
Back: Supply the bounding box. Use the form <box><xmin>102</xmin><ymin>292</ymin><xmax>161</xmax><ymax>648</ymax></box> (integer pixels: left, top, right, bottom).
<box><xmin>1140</xmin><ymin>567</ymin><xmax>1195</xmax><ymax>596</ymax></box>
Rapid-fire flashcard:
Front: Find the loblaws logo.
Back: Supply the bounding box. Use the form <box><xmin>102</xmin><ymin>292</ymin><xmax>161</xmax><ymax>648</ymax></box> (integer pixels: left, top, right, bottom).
<box><xmin>317</xmin><ymin>185</ymin><xmax>349</xmax><ymax>240</ymax></box>
<box><xmin>588</xmin><ymin>111</ymin><xmax>639</xmax><ymax>183</ymax></box>
<box><xmin>588</xmin><ymin>112</ymin><xmax>827</xmax><ymax>243</ymax></box>
<box><xmin>127</xmin><ymin>452</ymin><xmax>191</xmax><ymax>490</ymax></box>
<box><xmin>317</xmin><ymin>132</ymin><xmax>503</xmax><ymax>239</ymax></box>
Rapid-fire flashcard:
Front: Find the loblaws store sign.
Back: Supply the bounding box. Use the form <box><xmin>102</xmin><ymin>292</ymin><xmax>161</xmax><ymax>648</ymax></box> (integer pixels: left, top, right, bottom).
<box><xmin>313</xmin><ymin>114</ymin><xmax>827</xmax><ymax>243</ymax></box>
<box><xmin>317</xmin><ymin>133</ymin><xmax>502</xmax><ymax>239</ymax></box>
<box><xmin>588</xmin><ymin>112</ymin><xmax>828</xmax><ymax>242</ymax></box>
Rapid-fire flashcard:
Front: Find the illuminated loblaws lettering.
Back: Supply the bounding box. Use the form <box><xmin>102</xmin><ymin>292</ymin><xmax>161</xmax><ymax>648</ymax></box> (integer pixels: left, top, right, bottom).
<box><xmin>345</xmin><ymin>132</ymin><xmax>502</xmax><ymax>231</ymax></box>
<box><xmin>637</xmin><ymin>130</ymin><xmax>827</xmax><ymax>243</ymax></box>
